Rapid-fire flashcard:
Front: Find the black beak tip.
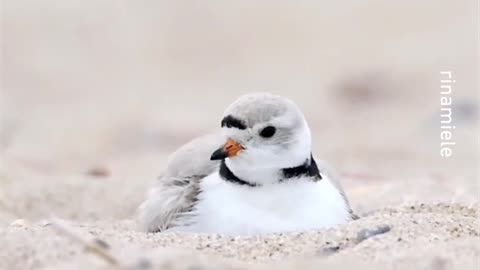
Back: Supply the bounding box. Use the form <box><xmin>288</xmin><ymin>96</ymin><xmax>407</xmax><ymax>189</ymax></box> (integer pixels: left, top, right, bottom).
<box><xmin>210</xmin><ymin>148</ymin><xmax>228</xmax><ymax>161</ymax></box>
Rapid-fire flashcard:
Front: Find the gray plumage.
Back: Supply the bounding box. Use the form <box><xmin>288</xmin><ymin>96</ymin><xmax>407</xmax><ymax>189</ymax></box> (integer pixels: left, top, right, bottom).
<box><xmin>137</xmin><ymin>133</ymin><xmax>221</xmax><ymax>232</ymax></box>
<box><xmin>223</xmin><ymin>93</ymin><xmax>304</xmax><ymax>129</ymax></box>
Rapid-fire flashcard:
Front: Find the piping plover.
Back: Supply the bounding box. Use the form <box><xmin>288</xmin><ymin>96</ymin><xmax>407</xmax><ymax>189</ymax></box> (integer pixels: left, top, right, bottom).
<box><xmin>137</xmin><ymin>93</ymin><xmax>357</xmax><ymax>235</ymax></box>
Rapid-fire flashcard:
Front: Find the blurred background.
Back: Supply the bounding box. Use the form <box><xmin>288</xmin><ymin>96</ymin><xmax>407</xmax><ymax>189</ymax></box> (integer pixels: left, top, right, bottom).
<box><xmin>1</xmin><ymin>1</ymin><xmax>478</xmax><ymax>224</ymax></box>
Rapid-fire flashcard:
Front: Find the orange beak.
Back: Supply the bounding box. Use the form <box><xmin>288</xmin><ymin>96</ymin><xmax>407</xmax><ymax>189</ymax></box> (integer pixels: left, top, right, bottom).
<box><xmin>210</xmin><ymin>138</ymin><xmax>244</xmax><ymax>160</ymax></box>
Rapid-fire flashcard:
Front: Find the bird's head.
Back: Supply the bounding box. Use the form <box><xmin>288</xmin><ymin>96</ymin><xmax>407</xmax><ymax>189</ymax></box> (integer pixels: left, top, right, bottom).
<box><xmin>210</xmin><ymin>93</ymin><xmax>312</xmax><ymax>185</ymax></box>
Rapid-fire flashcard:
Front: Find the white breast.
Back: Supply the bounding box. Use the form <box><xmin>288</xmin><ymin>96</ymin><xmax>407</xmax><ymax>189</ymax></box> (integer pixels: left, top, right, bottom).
<box><xmin>175</xmin><ymin>172</ymin><xmax>351</xmax><ymax>235</ymax></box>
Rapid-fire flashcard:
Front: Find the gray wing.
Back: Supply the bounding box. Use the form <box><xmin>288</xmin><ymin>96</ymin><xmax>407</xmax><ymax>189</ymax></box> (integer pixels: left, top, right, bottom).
<box><xmin>136</xmin><ymin>132</ymin><xmax>223</xmax><ymax>232</ymax></box>
<box><xmin>316</xmin><ymin>159</ymin><xmax>359</xmax><ymax>220</ymax></box>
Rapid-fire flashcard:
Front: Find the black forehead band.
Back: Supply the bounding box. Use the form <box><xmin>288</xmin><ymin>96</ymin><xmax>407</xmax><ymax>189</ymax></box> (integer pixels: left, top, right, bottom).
<box><xmin>221</xmin><ymin>115</ymin><xmax>247</xmax><ymax>130</ymax></box>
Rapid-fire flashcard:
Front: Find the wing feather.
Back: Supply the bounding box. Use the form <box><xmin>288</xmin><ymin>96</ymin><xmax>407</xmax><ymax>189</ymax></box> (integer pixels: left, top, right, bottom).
<box><xmin>316</xmin><ymin>159</ymin><xmax>358</xmax><ymax>220</ymax></box>
<box><xmin>136</xmin><ymin>133</ymin><xmax>222</xmax><ymax>232</ymax></box>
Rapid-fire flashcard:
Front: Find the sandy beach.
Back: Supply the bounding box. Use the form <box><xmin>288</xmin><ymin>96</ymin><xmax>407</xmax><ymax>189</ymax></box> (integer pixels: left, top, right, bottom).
<box><xmin>2</xmin><ymin>203</ymin><xmax>479</xmax><ymax>269</ymax></box>
<box><xmin>1</xmin><ymin>1</ymin><xmax>479</xmax><ymax>269</ymax></box>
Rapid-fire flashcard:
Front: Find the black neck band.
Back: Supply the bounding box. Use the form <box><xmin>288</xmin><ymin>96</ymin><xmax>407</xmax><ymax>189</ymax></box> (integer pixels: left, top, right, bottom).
<box><xmin>218</xmin><ymin>154</ymin><xmax>322</xmax><ymax>187</ymax></box>
<box><xmin>281</xmin><ymin>154</ymin><xmax>322</xmax><ymax>181</ymax></box>
<box><xmin>219</xmin><ymin>160</ymin><xmax>258</xmax><ymax>187</ymax></box>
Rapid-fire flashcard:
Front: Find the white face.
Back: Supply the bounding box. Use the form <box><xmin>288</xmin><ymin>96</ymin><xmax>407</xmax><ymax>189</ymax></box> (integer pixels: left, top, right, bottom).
<box><xmin>220</xmin><ymin>111</ymin><xmax>312</xmax><ymax>185</ymax></box>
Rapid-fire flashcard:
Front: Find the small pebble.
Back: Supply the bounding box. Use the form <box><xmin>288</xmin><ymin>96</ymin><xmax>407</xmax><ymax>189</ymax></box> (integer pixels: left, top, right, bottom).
<box><xmin>321</xmin><ymin>245</ymin><xmax>340</xmax><ymax>256</ymax></box>
<box><xmin>94</xmin><ymin>238</ymin><xmax>111</xmax><ymax>249</ymax></box>
<box><xmin>134</xmin><ymin>258</ymin><xmax>153</xmax><ymax>270</ymax></box>
<box><xmin>86</xmin><ymin>166</ymin><xmax>110</xmax><ymax>178</ymax></box>
<box><xmin>356</xmin><ymin>224</ymin><xmax>391</xmax><ymax>243</ymax></box>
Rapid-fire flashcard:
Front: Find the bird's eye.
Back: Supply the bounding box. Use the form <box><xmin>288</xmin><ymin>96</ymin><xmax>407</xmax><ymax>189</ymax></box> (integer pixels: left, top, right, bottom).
<box><xmin>259</xmin><ymin>126</ymin><xmax>276</xmax><ymax>138</ymax></box>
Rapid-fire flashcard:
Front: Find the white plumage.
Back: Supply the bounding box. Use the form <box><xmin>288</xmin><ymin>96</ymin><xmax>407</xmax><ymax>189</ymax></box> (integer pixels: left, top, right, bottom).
<box><xmin>177</xmin><ymin>171</ymin><xmax>351</xmax><ymax>235</ymax></box>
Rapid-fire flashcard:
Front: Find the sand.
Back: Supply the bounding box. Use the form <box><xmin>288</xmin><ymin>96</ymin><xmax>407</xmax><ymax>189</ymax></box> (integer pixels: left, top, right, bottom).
<box><xmin>1</xmin><ymin>204</ymin><xmax>479</xmax><ymax>270</ymax></box>
<box><xmin>1</xmin><ymin>1</ymin><xmax>479</xmax><ymax>269</ymax></box>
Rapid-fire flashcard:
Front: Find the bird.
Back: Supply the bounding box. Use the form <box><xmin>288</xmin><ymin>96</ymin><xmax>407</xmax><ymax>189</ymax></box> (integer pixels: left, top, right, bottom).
<box><xmin>136</xmin><ymin>93</ymin><xmax>357</xmax><ymax>235</ymax></box>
